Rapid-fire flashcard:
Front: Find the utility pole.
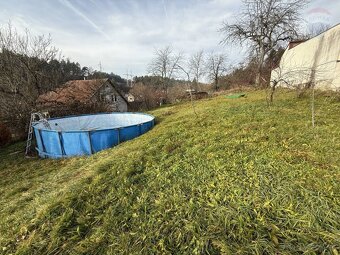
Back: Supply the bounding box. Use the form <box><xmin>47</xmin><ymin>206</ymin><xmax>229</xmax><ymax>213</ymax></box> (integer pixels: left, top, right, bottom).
<box><xmin>129</xmin><ymin>71</ymin><xmax>134</xmax><ymax>87</ymax></box>
<box><xmin>124</xmin><ymin>69</ymin><xmax>134</xmax><ymax>87</ymax></box>
<box><xmin>125</xmin><ymin>69</ymin><xmax>129</xmax><ymax>87</ymax></box>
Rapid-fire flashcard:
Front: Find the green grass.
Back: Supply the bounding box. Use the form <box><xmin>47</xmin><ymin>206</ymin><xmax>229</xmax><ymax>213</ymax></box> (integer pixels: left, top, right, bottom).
<box><xmin>0</xmin><ymin>90</ymin><xmax>339</xmax><ymax>254</ymax></box>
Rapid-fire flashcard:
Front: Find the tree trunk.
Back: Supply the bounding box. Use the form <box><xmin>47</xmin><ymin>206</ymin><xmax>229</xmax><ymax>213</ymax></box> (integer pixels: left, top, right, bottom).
<box><xmin>255</xmin><ymin>71</ymin><xmax>261</xmax><ymax>87</ymax></box>
<box><xmin>255</xmin><ymin>46</ymin><xmax>265</xmax><ymax>87</ymax></box>
<box><xmin>270</xmin><ymin>81</ymin><xmax>277</xmax><ymax>103</ymax></box>
<box><xmin>311</xmin><ymin>85</ymin><xmax>315</xmax><ymax>128</ymax></box>
<box><xmin>214</xmin><ymin>75</ymin><xmax>218</xmax><ymax>91</ymax></box>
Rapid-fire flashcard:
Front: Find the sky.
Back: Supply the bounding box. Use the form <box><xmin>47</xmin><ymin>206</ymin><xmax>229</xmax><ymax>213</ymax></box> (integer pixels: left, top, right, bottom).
<box><xmin>0</xmin><ymin>0</ymin><xmax>339</xmax><ymax>79</ymax></box>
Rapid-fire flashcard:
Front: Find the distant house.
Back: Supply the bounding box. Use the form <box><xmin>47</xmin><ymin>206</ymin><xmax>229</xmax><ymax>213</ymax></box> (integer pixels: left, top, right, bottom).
<box><xmin>271</xmin><ymin>24</ymin><xmax>340</xmax><ymax>91</ymax></box>
<box><xmin>125</xmin><ymin>93</ymin><xmax>135</xmax><ymax>102</ymax></box>
<box><xmin>184</xmin><ymin>89</ymin><xmax>208</xmax><ymax>99</ymax></box>
<box><xmin>37</xmin><ymin>78</ymin><xmax>128</xmax><ymax>112</ymax></box>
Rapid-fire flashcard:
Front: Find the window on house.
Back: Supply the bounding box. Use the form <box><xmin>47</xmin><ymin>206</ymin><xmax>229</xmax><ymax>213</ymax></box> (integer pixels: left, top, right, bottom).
<box><xmin>100</xmin><ymin>93</ymin><xmax>117</xmax><ymax>103</ymax></box>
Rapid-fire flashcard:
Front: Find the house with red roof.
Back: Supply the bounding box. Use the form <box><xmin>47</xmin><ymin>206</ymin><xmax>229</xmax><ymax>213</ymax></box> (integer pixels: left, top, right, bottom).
<box><xmin>36</xmin><ymin>78</ymin><xmax>128</xmax><ymax>112</ymax></box>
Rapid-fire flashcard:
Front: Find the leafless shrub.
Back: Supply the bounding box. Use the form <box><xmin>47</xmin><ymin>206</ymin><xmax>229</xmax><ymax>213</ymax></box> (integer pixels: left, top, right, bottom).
<box><xmin>0</xmin><ymin>22</ymin><xmax>61</xmax><ymax>136</ymax></box>
<box><xmin>168</xmin><ymin>83</ymin><xmax>187</xmax><ymax>103</ymax></box>
<box><xmin>46</xmin><ymin>102</ymin><xmax>110</xmax><ymax>118</ymax></box>
<box><xmin>130</xmin><ymin>82</ymin><xmax>164</xmax><ymax>110</ymax></box>
<box><xmin>0</xmin><ymin>123</ymin><xmax>11</xmax><ymax>147</ymax></box>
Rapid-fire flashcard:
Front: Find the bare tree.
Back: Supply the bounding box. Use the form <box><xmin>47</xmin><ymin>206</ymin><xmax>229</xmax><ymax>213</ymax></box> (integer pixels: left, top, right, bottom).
<box><xmin>0</xmin><ymin>23</ymin><xmax>60</xmax><ymax>95</ymax></box>
<box><xmin>0</xmin><ymin>22</ymin><xmax>60</xmax><ymax>135</ymax></box>
<box><xmin>304</xmin><ymin>23</ymin><xmax>331</xmax><ymax>38</ymax></box>
<box><xmin>189</xmin><ymin>50</ymin><xmax>205</xmax><ymax>91</ymax></box>
<box><xmin>176</xmin><ymin>62</ymin><xmax>198</xmax><ymax>116</ymax></box>
<box><xmin>220</xmin><ymin>0</ymin><xmax>308</xmax><ymax>87</ymax></box>
<box><xmin>206</xmin><ymin>53</ymin><xmax>228</xmax><ymax>91</ymax></box>
<box><xmin>147</xmin><ymin>46</ymin><xmax>182</xmax><ymax>98</ymax></box>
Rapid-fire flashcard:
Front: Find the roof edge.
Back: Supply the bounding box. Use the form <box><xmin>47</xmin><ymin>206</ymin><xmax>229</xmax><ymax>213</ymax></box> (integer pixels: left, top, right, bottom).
<box><xmin>106</xmin><ymin>79</ymin><xmax>129</xmax><ymax>105</ymax></box>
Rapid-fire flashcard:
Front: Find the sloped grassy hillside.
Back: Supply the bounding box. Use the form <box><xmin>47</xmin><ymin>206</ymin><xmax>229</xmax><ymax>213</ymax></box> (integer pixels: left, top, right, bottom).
<box><xmin>0</xmin><ymin>90</ymin><xmax>339</xmax><ymax>254</ymax></box>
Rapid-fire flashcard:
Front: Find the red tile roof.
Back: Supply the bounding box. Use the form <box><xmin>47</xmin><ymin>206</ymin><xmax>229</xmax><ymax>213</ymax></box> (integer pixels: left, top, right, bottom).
<box><xmin>37</xmin><ymin>79</ymin><xmax>109</xmax><ymax>106</ymax></box>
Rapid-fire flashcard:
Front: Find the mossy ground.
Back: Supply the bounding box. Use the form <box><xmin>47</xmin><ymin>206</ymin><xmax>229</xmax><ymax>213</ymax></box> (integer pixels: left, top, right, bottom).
<box><xmin>0</xmin><ymin>90</ymin><xmax>339</xmax><ymax>254</ymax></box>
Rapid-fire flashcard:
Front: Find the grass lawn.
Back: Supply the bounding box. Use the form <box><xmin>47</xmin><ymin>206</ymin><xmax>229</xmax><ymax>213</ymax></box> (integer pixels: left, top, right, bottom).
<box><xmin>0</xmin><ymin>90</ymin><xmax>339</xmax><ymax>254</ymax></box>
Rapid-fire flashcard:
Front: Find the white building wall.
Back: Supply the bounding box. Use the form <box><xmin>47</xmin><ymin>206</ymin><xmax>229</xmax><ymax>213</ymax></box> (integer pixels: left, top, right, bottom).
<box><xmin>271</xmin><ymin>24</ymin><xmax>340</xmax><ymax>91</ymax></box>
<box><xmin>116</xmin><ymin>96</ymin><xmax>128</xmax><ymax>112</ymax></box>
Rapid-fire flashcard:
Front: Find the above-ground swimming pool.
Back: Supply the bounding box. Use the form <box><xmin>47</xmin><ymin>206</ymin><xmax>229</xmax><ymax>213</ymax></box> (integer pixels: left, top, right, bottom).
<box><xmin>33</xmin><ymin>113</ymin><xmax>155</xmax><ymax>159</ymax></box>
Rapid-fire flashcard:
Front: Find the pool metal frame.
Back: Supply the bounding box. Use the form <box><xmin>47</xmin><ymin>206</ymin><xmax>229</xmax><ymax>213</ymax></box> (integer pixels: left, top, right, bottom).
<box><xmin>33</xmin><ymin>112</ymin><xmax>155</xmax><ymax>158</ymax></box>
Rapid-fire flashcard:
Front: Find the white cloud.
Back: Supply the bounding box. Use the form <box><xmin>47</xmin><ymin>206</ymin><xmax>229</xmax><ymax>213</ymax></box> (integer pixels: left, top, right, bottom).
<box><xmin>0</xmin><ymin>0</ymin><xmax>339</xmax><ymax>78</ymax></box>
